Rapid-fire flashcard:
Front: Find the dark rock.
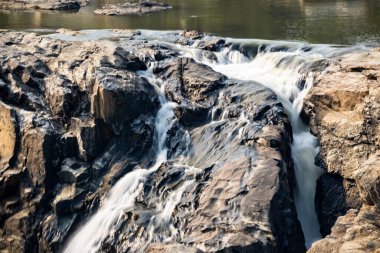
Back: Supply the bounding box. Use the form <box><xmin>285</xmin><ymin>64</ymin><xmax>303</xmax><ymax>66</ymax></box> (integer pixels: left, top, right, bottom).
<box><xmin>40</xmin><ymin>214</ymin><xmax>78</xmax><ymax>252</ymax></box>
<box><xmin>59</xmin><ymin>158</ymin><xmax>89</xmax><ymax>184</ymax></box>
<box><xmin>70</xmin><ymin>117</ymin><xmax>114</xmax><ymax>161</ymax></box>
<box><xmin>157</xmin><ymin>57</ymin><xmax>226</xmax><ymax>106</ymax></box>
<box><xmin>315</xmin><ymin>173</ymin><xmax>350</xmax><ymax>236</ymax></box>
<box><xmin>91</xmin><ymin>68</ymin><xmax>159</xmax><ymax>135</ymax></box>
<box><xmin>60</xmin><ymin>133</ymin><xmax>79</xmax><ymax>158</ymax></box>
<box><xmin>174</xmin><ymin>105</ymin><xmax>210</xmax><ymax>128</ymax></box>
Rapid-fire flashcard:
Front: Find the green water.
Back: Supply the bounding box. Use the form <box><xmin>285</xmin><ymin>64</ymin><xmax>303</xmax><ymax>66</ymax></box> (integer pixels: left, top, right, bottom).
<box><xmin>1</xmin><ymin>0</ymin><xmax>380</xmax><ymax>44</ymax></box>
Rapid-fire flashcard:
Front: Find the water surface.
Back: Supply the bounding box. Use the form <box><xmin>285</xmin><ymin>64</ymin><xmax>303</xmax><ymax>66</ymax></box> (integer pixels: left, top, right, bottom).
<box><xmin>1</xmin><ymin>0</ymin><xmax>380</xmax><ymax>44</ymax></box>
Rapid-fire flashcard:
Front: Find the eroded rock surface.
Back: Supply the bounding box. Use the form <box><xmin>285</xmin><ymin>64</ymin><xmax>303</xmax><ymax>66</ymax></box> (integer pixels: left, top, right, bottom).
<box><xmin>305</xmin><ymin>50</ymin><xmax>380</xmax><ymax>252</ymax></box>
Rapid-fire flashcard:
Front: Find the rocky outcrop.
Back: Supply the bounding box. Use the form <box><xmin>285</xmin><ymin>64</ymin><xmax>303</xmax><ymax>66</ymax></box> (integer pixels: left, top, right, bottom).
<box><xmin>0</xmin><ymin>30</ymin><xmax>305</xmax><ymax>253</ymax></box>
<box><xmin>305</xmin><ymin>50</ymin><xmax>380</xmax><ymax>252</ymax></box>
<box><xmin>0</xmin><ymin>31</ymin><xmax>160</xmax><ymax>252</ymax></box>
<box><xmin>0</xmin><ymin>0</ymin><xmax>87</xmax><ymax>10</ymax></box>
<box><xmin>94</xmin><ymin>1</ymin><xmax>171</xmax><ymax>16</ymax></box>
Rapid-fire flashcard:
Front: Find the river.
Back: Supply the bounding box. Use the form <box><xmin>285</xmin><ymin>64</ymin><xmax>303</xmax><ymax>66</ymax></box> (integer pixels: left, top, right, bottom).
<box><xmin>1</xmin><ymin>0</ymin><xmax>380</xmax><ymax>45</ymax></box>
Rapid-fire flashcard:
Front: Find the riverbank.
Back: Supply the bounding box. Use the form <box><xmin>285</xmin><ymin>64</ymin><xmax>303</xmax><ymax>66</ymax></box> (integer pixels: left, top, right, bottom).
<box><xmin>0</xmin><ymin>0</ymin><xmax>87</xmax><ymax>10</ymax></box>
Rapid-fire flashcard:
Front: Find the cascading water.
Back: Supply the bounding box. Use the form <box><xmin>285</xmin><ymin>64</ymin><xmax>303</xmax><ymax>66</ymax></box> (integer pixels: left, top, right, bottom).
<box><xmin>61</xmin><ymin>32</ymin><xmax>362</xmax><ymax>251</ymax></box>
<box><xmin>62</xmin><ymin>67</ymin><xmax>187</xmax><ymax>253</ymax></box>
<box><xmin>184</xmin><ymin>45</ymin><xmax>327</xmax><ymax>247</ymax></box>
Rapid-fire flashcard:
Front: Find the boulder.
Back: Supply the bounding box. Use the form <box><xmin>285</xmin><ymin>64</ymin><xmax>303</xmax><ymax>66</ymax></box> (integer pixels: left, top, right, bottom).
<box><xmin>305</xmin><ymin>50</ymin><xmax>380</xmax><ymax>252</ymax></box>
<box><xmin>308</xmin><ymin>206</ymin><xmax>380</xmax><ymax>253</ymax></box>
<box><xmin>157</xmin><ymin>57</ymin><xmax>226</xmax><ymax>106</ymax></box>
<box><xmin>91</xmin><ymin>68</ymin><xmax>160</xmax><ymax>135</ymax></box>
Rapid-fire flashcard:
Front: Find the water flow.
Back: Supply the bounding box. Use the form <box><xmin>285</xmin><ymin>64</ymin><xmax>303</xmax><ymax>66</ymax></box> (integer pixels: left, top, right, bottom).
<box><xmin>185</xmin><ymin>47</ymin><xmax>324</xmax><ymax>247</ymax></box>
<box><xmin>63</xmin><ymin>68</ymin><xmax>178</xmax><ymax>253</ymax></box>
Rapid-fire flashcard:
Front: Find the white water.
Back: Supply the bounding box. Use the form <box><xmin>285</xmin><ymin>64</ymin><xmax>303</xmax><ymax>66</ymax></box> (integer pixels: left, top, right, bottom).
<box><xmin>63</xmin><ymin>67</ymin><xmax>186</xmax><ymax>253</ymax></box>
<box><xmin>184</xmin><ymin>46</ymin><xmax>325</xmax><ymax>248</ymax></box>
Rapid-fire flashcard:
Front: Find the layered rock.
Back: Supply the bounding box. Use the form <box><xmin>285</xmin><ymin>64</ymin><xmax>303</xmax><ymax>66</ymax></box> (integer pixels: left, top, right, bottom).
<box><xmin>305</xmin><ymin>50</ymin><xmax>380</xmax><ymax>252</ymax></box>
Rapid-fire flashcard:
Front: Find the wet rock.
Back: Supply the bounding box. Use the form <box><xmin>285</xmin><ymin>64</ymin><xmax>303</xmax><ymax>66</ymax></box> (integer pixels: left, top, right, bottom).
<box><xmin>94</xmin><ymin>1</ymin><xmax>171</xmax><ymax>16</ymax></box>
<box><xmin>305</xmin><ymin>50</ymin><xmax>380</xmax><ymax>252</ymax></box>
<box><xmin>181</xmin><ymin>81</ymin><xmax>304</xmax><ymax>252</ymax></box>
<box><xmin>157</xmin><ymin>57</ymin><xmax>226</xmax><ymax>106</ymax></box>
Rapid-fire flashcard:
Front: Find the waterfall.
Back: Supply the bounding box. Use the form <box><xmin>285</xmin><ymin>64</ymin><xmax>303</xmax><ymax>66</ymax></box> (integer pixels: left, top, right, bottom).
<box><xmin>61</xmin><ymin>35</ymin><xmax>359</xmax><ymax>251</ymax></box>
<box><xmin>184</xmin><ymin>45</ymin><xmax>327</xmax><ymax>248</ymax></box>
<box><xmin>62</xmin><ymin>68</ymin><xmax>180</xmax><ymax>253</ymax></box>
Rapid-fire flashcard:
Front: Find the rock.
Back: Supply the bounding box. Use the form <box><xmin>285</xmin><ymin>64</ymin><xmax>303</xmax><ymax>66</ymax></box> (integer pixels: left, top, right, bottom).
<box><xmin>305</xmin><ymin>50</ymin><xmax>380</xmax><ymax>252</ymax></box>
<box><xmin>147</xmin><ymin>243</ymin><xmax>200</xmax><ymax>253</ymax></box>
<box><xmin>0</xmin><ymin>31</ymin><xmax>161</xmax><ymax>252</ymax></box>
<box><xmin>157</xmin><ymin>57</ymin><xmax>226</xmax><ymax>106</ymax></box>
<box><xmin>60</xmin><ymin>133</ymin><xmax>79</xmax><ymax>158</ymax></box>
<box><xmin>0</xmin><ymin>0</ymin><xmax>82</xmax><ymax>10</ymax></box>
<box><xmin>70</xmin><ymin>117</ymin><xmax>114</xmax><ymax>161</ymax></box>
<box><xmin>0</xmin><ymin>102</ymin><xmax>18</xmax><ymax>169</ymax></box>
<box><xmin>44</xmin><ymin>75</ymin><xmax>85</xmax><ymax>120</ymax></box>
<box><xmin>40</xmin><ymin>214</ymin><xmax>77</xmax><ymax>252</ymax></box>
<box><xmin>53</xmin><ymin>184</ymin><xmax>86</xmax><ymax>216</ymax></box>
<box><xmin>96</xmin><ymin>78</ymin><xmax>304</xmax><ymax>252</ymax></box>
<box><xmin>21</xmin><ymin>127</ymin><xmax>61</xmax><ymax>192</ymax></box>
<box><xmin>354</xmin><ymin>152</ymin><xmax>380</xmax><ymax>208</ymax></box>
<box><xmin>91</xmin><ymin>68</ymin><xmax>159</xmax><ymax>135</ymax></box>
<box><xmin>94</xmin><ymin>1</ymin><xmax>171</xmax><ymax>16</ymax></box>
<box><xmin>315</xmin><ymin>174</ymin><xmax>360</xmax><ymax>237</ymax></box>
<box><xmin>59</xmin><ymin>158</ymin><xmax>89</xmax><ymax>184</ymax></box>
<box><xmin>181</xmin><ymin>81</ymin><xmax>303</xmax><ymax>252</ymax></box>
<box><xmin>308</xmin><ymin>206</ymin><xmax>380</xmax><ymax>253</ymax></box>
<box><xmin>2</xmin><ymin>208</ymin><xmax>38</xmax><ymax>253</ymax></box>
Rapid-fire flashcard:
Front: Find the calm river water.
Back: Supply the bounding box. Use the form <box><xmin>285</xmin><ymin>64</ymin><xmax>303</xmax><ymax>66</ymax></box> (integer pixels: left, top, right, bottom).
<box><xmin>0</xmin><ymin>0</ymin><xmax>380</xmax><ymax>44</ymax></box>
